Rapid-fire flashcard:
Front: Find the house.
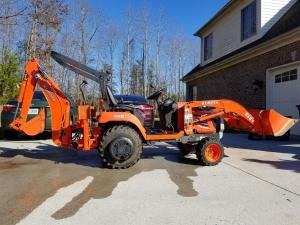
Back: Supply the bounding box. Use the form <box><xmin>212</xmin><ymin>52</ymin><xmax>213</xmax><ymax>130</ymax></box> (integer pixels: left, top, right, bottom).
<box><xmin>182</xmin><ymin>0</ymin><xmax>300</xmax><ymax>136</ymax></box>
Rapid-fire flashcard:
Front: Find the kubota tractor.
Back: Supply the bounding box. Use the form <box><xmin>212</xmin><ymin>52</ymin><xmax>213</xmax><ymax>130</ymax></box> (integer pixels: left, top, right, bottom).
<box><xmin>10</xmin><ymin>51</ymin><xmax>298</xmax><ymax>169</ymax></box>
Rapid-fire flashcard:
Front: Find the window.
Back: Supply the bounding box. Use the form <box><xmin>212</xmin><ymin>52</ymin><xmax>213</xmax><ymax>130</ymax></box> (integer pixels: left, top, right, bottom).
<box><xmin>274</xmin><ymin>69</ymin><xmax>298</xmax><ymax>83</ymax></box>
<box><xmin>204</xmin><ymin>33</ymin><xmax>213</xmax><ymax>61</ymax></box>
<box><xmin>241</xmin><ymin>1</ymin><xmax>257</xmax><ymax>41</ymax></box>
<box><xmin>290</xmin><ymin>69</ymin><xmax>298</xmax><ymax>80</ymax></box>
<box><xmin>192</xmin><ymin>86</ymin><xmax>198</xmax><ymax>101</ymax></box>
<box><xmin>114</xmin><ymin>95</ymin><xmax>147</xmax><ymax>104</ymax></box>
<box><xmin>189</xmin><ymin>85</ymin><xmax>198</xmax><ymax>101</ymax></box>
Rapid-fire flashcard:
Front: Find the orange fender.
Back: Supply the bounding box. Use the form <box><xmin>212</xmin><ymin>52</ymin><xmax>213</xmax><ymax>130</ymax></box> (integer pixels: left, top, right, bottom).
<box><xmin>97</xmin><ymin>112</ymin><xmax>147</xmax><ymax>140</ymax></box>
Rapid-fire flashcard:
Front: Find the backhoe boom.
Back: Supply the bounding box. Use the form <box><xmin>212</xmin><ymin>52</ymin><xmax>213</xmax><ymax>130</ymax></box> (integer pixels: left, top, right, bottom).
<box><xmin>10</xmin><ymin>59</ymin><xmax>72</xmax><ymax>147</ymax></box>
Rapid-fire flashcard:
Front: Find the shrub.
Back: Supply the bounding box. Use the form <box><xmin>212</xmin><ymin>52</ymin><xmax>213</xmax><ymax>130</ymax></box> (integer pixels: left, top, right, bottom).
<box><xmin>0</xmin><ymin>50</ymin><xmax>21</xmax><ymax>104</ymax></box>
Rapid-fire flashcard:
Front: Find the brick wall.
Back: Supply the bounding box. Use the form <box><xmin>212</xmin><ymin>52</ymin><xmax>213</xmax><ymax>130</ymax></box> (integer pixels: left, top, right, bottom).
<box><xmin>186</xmin><ymin>41</ymin><xmax>300</xmax><ymax>108</ymax></box>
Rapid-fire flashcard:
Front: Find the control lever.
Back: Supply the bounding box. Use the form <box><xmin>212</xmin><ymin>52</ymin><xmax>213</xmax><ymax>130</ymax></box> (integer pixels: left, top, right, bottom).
<box><xmin>80</xmin><ymin>80</ymin><xmax>88</xmax><ymax>104</ymax></box>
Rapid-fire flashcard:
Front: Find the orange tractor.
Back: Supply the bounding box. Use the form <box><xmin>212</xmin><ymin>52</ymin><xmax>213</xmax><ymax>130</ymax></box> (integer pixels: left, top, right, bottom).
<box><xmin>10</xmin><ymin>52</ymin><xmax>298</xmax><ymax>169</ymax></box>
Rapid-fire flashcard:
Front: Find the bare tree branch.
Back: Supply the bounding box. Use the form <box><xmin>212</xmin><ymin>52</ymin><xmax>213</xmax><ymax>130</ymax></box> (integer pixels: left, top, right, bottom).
<box><xmin>0</xmin><ymin>7</ymin><xmax>26</xmax><ymax>19</ymax></box>
<box><xmin>88</xmin><ymin>25</ymin><xmax>99</xmax><ymax>46</ymax></box>
<box><xmin>0</xmin><ymin>22</ymin><xmax>17</xmax><ymax>25</ymax></box>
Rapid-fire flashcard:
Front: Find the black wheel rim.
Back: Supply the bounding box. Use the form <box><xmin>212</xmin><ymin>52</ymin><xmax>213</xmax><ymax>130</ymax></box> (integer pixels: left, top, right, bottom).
<box><xmin>109</xmin><ymin>137</ymin><xmax>133</xmax><ymax>161</ymax></box>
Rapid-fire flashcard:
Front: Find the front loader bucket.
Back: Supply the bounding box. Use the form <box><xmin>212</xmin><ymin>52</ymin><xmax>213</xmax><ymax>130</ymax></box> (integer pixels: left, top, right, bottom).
<box><xmin>248</xmin><ymin>109</ymin><xmax>298</xmax><ymax>137</ymax></box>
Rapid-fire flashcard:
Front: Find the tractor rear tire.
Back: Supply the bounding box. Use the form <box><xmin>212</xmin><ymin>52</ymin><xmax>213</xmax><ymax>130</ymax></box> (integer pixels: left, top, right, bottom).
<box><xmin>177</xmin><ymin>142</ymin><xmax>197</xmax><ymax>156</ymax></box>
<box><xmin>196</xmin><ymin>139</ymin><xmax>224</xmax><ymax>166</ymax></box>
<box><xmin>98</xmin><ymin>125</ymin><xmax>142</xmax><ymax>169</ymax></box>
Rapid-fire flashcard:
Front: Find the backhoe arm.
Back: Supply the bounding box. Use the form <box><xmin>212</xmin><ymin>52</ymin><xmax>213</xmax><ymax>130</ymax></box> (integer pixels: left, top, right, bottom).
<box><xmin>190</xmin><ymin>99</ymin><xmax>297</xmax><ymax>137</ymax></box>
<box><xmin>10</xmin><ymin>59</ymin><xmax>71</xmax><ymax>147</ymax></box>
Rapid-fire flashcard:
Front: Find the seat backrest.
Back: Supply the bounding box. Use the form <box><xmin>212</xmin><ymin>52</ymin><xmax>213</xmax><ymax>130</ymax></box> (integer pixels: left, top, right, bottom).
<box><xmin>106</xmin><ymin>86</ymin><xmax>118</xmax><ymax>107</ymax></box>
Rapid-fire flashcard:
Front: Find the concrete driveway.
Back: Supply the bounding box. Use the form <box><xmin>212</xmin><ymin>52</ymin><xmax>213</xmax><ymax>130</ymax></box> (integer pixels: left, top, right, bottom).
<box><xmin>0</xmin><ymin>133</ymin><xmax>299</xmax><ymax>225</ymax></box>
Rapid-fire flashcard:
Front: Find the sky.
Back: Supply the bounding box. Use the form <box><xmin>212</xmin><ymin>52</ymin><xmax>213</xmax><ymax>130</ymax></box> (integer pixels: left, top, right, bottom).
<box><xmin>91</xmin><ymin>0</ymin><xmax>229</xmax><ymax>42</ymax></box>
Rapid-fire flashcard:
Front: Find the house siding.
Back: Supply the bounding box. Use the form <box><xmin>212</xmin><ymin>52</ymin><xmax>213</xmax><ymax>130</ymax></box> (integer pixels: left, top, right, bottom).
<box><xmin>201</xmin><ymin>0</ymin><xmax>260</xmax><ymax>66</ymax></box>
<box><xmin>199</xmin><ymin>0</ymin><xmax>296</xmax><ymax>67</ymax></box>
<box><xmin>187</xmin><ymin>41</ymin><xmax>300</xmax><ymax>109</ymax></box>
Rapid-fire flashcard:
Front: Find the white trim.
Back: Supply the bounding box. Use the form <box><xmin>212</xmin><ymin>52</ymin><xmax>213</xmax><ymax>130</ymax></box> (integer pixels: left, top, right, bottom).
<box><xmin>266</xmin><ymin>60</ymin><xmax>300</xmax><ymax>72</ymax></box>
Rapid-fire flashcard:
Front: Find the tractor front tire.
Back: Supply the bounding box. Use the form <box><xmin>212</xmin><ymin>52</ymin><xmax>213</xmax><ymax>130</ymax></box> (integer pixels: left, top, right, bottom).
<box><xmin>196</xmin><ymin>139</ymin><xmax>224</xmax><ymax>166</ymax></box>
<box><xmin>98</xmin><ymin>126</ymin><xmax>142</xmax><ymax>169</ymax></box>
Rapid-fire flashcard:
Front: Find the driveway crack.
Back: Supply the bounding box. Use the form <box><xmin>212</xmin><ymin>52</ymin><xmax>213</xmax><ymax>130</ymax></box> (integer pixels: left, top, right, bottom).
<box><xmin>223</xmin><ymin>161</ymin><xmax>300</xmax><ymax>197</ymax></box>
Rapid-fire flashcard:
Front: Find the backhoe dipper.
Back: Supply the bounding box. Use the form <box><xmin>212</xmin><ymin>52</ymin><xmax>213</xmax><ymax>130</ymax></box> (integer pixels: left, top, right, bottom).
<box><xmin>10</xmin><ymin>52</ymin><xmax>298</xmax><ymax>169</ymax></box>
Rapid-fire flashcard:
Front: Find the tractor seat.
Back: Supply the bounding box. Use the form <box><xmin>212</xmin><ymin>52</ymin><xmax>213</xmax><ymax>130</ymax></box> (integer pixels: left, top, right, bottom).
<box><xmin>106</xmin><ymin>86</ymin><xmax>134</xmax><ymax>112</ymax></box>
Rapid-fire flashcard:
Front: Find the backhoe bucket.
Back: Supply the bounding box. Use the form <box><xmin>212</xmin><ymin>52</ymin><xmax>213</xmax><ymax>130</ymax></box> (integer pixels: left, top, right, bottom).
<box><xmin>248</xmin><ymin>109</ymin><xmax>298</xmax><ymax>137</ymax></box>
<box><xmin>10</xmin><ymin>108</ymin><xmax>46</xmax><ymax>136</ymax></box>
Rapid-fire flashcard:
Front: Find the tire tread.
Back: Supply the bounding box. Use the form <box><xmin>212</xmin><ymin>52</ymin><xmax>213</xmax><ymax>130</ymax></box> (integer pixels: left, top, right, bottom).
<box><xmin>98</xmin><ymin>125</ymin><xmax>142</xmax><ymax>169</ymax></box>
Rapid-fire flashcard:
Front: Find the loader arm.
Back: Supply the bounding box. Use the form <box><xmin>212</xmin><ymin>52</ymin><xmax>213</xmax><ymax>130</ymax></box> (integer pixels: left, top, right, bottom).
<box><xmin>10</xmin><ymin>59</ymin><xmax>71</xmax><ymax>147</ymax></box>
<box><xmin>190</xmin><ymin>99</ymin><xmax>298</xmax><ymax>137</ymax></box>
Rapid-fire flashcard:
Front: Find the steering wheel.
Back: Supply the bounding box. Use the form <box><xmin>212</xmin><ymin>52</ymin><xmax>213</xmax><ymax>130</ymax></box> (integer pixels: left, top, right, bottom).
<box><xmin>147</xmin><ymin>88</ymin><xmax>165</xmax><ymax>100</ymax></box>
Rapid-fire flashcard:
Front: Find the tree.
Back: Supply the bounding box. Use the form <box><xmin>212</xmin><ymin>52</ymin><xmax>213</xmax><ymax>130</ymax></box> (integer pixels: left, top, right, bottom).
<box><xmin>154</xmin><ymin>7</ymin><xmax>165</xmax><ymax>86</ymax></box>
<box><xmin>54</xmin><ymin>0</ymin><xmax>102</xmax><ymax>101</ymax></box>
<box><xmin>0</xmin><ymin>0</ymin><xmax>26</xmax><ymax>57</ymax></box>
<box><xmin>0</xmin><ymin>49</ymin><xmax>21</xmax><ymax>104</ymax></box>
<box><xmin>0</xmin><ymin>0</ymin><xmax>200</xmax><ymax>101</ymax></box>
<box><xmin>137</xmin><ymin>5</ymin><xmax>152</xmax><ymax>96</ymax></box>
<box><xmin>103</xmin><ymin>19</ymin><xmax>120</xmax><ymax>88</ymax></box>
<box><xmin>121</xmin><ymin>5</ymin><xmax>136</xmax><ymax>94</ymax></box>
<box><xmin>119</xmin><ymin>43</ymin><xmax>127</xmax><ymax>94</ymax></box>
<box><xmin>76</xmin><ymin>2</ymin><xmax>102</xmax><ymax>100</ymax></box>
<box><xmin>26</xmin><ymin>0</ymin><xmax>68</xmax><ymax>70</ymax></box>
<box><xmin>130</xmin><ymin>60</ymin><xmax>143</xmax><ymax>95</ymax></box>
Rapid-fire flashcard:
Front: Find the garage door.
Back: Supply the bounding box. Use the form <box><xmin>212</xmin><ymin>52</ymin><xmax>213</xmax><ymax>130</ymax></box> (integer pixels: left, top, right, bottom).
<box><xmin>267</xmin><ymin>63</ymin><xmax>300</xmax><ymax>135</ymax></box>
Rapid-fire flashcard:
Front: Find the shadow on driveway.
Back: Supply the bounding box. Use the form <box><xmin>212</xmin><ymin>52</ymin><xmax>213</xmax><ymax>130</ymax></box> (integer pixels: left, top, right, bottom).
<box><xmin>0</xmin><ymin>142</ymin><xmax>202</xmax><ymax>222</ymax></box>
<box><xmin>222</xmin><ymin>134</ymin><xmax>300</xmax><ymax>173</ymax></box>
<box><xmin>244</xmin><ymin>155</ymin><xmax>300</xmax><ymax>173</ymax></box>
<box><xmin>0</xmin><ymin>144</ymin><xmax>101</xmax><ymax>168</ymax></box>
<box><xmin>222</xmin><ymin>133</ymin><xmax>299</xmax><ymax>154</ymax></box>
